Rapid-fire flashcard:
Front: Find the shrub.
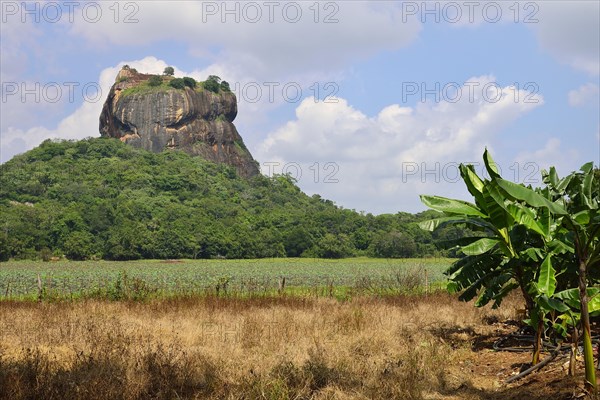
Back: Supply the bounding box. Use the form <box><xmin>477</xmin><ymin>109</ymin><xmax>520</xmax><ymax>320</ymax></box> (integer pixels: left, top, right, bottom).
<box><xmin>148</xmin><ymin>75</ymin><xmax>162</xmax><ymax>87</ymax></box>
<box><xmin>203</xmin><ymin>79</ymin><xmax>220</xmax><ymax>93</ymax></box>
<box><xmin>0</xmin><ymin>232</ymin><xmax>10</xmax><ymax>262</ymax></box>
<box><xmin>182</xmin><ymin>76</ymin><xmax>197</xmax><ymax>88</ymax></box>
<box><xmin>40</xmin><ymin>247</ymin><xmax>52</xmax><ymax>262</ymax></box>
<box><xmin>163</xmin><ymin>66</ymin><xmax>174</xmax><ymax>76</ymax></box>
<box><xmin>220</xmin><ymin>81</ymin><xmax>231</xmax><ymax>92</ymax></box>
<box><xmin>169</xmin><ymin>78</ymin><xmax>185</xmax><ymax>89</ymax></box>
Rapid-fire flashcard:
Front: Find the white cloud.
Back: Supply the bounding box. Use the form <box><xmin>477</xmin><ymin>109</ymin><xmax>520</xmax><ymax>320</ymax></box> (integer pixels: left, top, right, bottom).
<box><xmin>257</xmin><ymin>76</ymin><xmax>545</xmax><ymax>213</ymax></box>
<box><xmin>530</xmin><ymin>1</ymin><xmax>600</xmax><ymax>75</ymax></box>
<box><xmin>568</xmin><ymin>83</ymin><xmax>600</xmax><ymax>107</ymax></box>
<box><xmin>66</xmin><ymin>1</ymin><xmax>421</xmax><ymax>80</ymax></box>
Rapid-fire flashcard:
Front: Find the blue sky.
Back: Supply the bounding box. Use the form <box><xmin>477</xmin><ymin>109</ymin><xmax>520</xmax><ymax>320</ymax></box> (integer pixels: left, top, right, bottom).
<box><xmin>1</xmin><ymin>1</ymin><xmax>599</xmax><ymax>213</ymax></box>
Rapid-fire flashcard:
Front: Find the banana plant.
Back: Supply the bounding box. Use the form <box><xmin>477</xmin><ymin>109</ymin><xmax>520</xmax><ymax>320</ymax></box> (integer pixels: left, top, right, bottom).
<box><xmin>537</xmin><ymin>164</ymin><xmax>599</xmax><ymax>390</ymax></box>
<box><xmin>420</xmin><ymin>149</ymin><xmax>563</xmax><ymax>365</ymax></box>
<box><xmin>421</xmin><ymin>150</ymin><xmax>600</xmax><ymax>391</ymax></box>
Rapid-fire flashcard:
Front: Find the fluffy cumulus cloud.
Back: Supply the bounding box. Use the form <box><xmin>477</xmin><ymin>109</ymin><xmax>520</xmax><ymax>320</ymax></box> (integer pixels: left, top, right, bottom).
<box><xmin>66</xmin><ymin>1</ymin><xmax>421</xmax><ymax>80</ymax></box>
<box><xmin>257</xmin><ymin>76</ymin><xmax>546</xmax><ymax>213</ymax></box>
<box><xmin>530</xmin><ymin>1</ymin><xmax>600</xmax><ymax>76</ymax></box>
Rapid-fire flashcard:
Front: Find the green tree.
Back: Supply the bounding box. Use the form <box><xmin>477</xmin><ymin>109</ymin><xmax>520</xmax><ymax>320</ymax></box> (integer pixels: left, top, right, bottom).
<box><xmin>314</xmin><ymin>233</ymin><xmax>354</xmax><ymax>259</ymax></box>
<box><xmin>283</xmin><ymin>226</ymin><xmax>314</xmax><ymax>257</ymax></box>
<box><xmin>203</xmin><ymin>77</ymin><xmax>220</xmax><ymax>93</ymax></box>
<box><xmin>370</xmin><ymin>231</ymin><xmax>417</xmax><ymax>258</ymax></box>
<box><xmin>105</xmin><ymin>223</ymin><xmax>149</xmax><ymax>260</ymax></box>
<box><xmin>0</xmin><ymin>231</ymin><xmax>11</xmax><ymax>261</ymax></box>
<box><xmin>163</xmin><ymin>66</ymin><xmax>174</xmax><ymax>76</ymax></box>
<box><xmin>153</xmin><ymin>226</ymin><xmax>195</xmax><ymax>259</ymax></box>
<box><xmin>508</xmin><ymin>163</ymin><xmax>599</xmax><ymax>391</ymax></box>
<box><xmin>63</xmin><ymin>231</ymin><xmax>94</xmax><ymax>260</ymax></box>
<box><xmin>0</xmin><ymin>137</ymin><xmax>474</xmax><ymax>263</ymax></box>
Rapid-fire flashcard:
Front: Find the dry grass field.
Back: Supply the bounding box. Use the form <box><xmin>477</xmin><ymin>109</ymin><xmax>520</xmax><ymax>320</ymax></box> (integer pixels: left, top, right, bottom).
<box><xmin>0</xmin><ymin>292</ymin><xmax>595</xmax><ymax>399</ymax></box>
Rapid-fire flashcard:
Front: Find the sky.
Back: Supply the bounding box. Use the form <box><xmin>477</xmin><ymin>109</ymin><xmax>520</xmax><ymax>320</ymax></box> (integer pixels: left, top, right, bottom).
<box><xmin>1</xmin><ymin>0</ymin><xmax>599</xmax><ymax>214</ymax></box>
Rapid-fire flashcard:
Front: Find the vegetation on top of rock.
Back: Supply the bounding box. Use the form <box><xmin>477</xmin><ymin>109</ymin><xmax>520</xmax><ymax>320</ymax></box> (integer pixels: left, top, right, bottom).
<box><xmin>183</xmin><ymin>77</ymin><xmax>197</xmax><ymax>88</ymax></box>
<box><xmin>168</xmin><ymin>77</ymin><xmax>197</xmax><ymax>90</ymax></box>
<box><xmin>204</xmin><ymin>75</ymin><xmax>222</xmax><ymax>93</ymax></box>
<box><xmin>122</xmin><ymin>65</ymin><xmax>137</xmax><ymax>73</ymax></box>
<box><xmin>147</xmin><ymin>75</ymin><xmax>162</xmax><ymax>87</ymax></box>
<box><xmin>119</xmin><ymin>80</ymin><xmax>172</xmax><ymax>97</ymax></box>
<box><xmin>168</xmin><ymin>78</ymin><xmax>185</xmax><ymax>89</ymax></box>
<box><xmin>0</xmin><ymin>138</ymin><xmax>473</xmax><ymax>261</ymax></box>
<box><xmin>117</xmin><ymin>68</ymin><xmax>226</xmax><ymax>98</ymax></box>
<box><xmin>220</xmin><ymin>81</ymin><xmax>231</xmax><ymax>92</ymax></box>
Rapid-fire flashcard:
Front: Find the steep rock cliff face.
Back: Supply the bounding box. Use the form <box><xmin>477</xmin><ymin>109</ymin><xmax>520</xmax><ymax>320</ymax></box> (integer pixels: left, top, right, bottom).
<box><xmin>99</xmin><ymin>67</ymin><xmax>259</xmax><ymax>178</ymax></box>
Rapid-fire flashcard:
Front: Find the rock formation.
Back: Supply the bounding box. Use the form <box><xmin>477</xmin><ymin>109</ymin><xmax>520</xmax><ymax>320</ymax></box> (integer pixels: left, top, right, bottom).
<box><xmin>99</xmin><ymin>66</ymin><xmax>259</xmax><ymax>178</ymax></box>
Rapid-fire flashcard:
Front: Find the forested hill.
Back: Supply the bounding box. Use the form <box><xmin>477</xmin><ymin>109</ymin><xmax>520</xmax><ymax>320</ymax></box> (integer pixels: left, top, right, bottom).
<box><xmin>0</xmin><ymin>138</ymin><xmax>465</xmax><ymax>261</ymax></box>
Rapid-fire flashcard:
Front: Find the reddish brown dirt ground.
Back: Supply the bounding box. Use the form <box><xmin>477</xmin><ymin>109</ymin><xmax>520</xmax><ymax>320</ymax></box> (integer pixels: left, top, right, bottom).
<box><xmin>430</xmin><ymin>320</ymin><xmax>600</xmax><ymax>400</ymax></box>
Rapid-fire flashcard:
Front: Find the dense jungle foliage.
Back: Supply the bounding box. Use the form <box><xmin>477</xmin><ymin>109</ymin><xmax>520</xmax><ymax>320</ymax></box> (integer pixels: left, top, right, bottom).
<box><xmin>0</xmin><ymin>138</ymin><xmax>471</xmax><ymax>261</ymax></box>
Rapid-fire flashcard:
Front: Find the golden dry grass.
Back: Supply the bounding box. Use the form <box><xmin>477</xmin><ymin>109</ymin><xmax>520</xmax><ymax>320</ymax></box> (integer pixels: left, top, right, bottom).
<box><xmin>0</xmin><ymin>292</ymin><xmax>586</xmax><ymax>400</ymax></box>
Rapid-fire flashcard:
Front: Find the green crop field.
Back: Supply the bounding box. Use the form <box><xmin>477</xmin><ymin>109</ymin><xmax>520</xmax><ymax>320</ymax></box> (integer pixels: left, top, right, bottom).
<box><xmin>0</xmin><ymin>258</ymin><xmax>452</xmax><ymax>300</ymax></box>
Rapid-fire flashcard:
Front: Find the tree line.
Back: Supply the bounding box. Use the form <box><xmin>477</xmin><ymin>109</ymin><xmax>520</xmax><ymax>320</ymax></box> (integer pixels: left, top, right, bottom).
<box><xmin>0</xmin><ymin>138</ymin><xmax>472</xmax><ymax>261</ymax></box>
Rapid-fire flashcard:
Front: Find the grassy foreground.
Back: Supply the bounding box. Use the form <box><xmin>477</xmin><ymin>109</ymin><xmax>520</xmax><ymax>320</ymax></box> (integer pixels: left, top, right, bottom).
<box><xmin>1</xmin><ymin>259</ymin><xmax>593</xmax><ymax>399</ymax></box>
<box><xmin>1</xmin><ymin>291</ymin><xmax>590</xmax><ymax>400</ymax></box>
<box><xmin>0</xmin><ymin>293</ymin><xmax>492</xmax><ymax>400</ymax></box>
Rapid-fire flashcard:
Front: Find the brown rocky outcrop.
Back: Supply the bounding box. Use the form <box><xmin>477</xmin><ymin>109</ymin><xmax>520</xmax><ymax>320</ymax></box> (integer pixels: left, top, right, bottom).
<box><xmin>99</xmin><ymin>67</ymin><xmax>259</xmax><ymax>178</ymax></box>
